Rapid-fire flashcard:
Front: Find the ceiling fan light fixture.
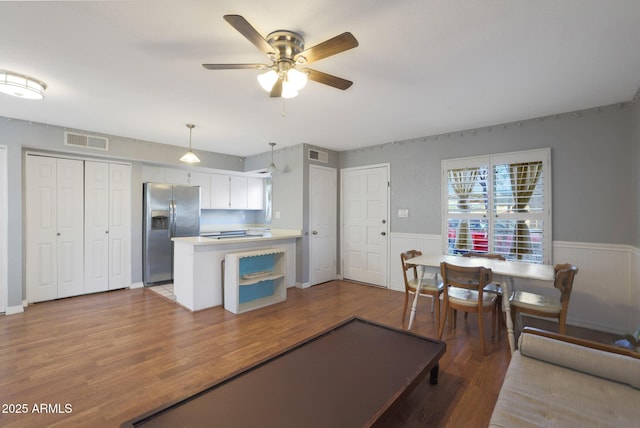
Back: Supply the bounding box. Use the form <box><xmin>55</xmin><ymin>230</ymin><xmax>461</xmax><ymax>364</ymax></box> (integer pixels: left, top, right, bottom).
<box><xmin>180</xmin><ymin>123</ymin><xmax>201</xmax><ymax>164</ymax></box>
<box><xmin>281</xmin><ymin>82</ymin><xmax>299</xmax><ymax>99</ymax></box>
<box><xmin>257</xmin><ymin>69</ymin><xmax>278</xmax><ymax>92</ymax></box>
<box><xmin>0</xmin><ymin>70</ymin><xmax>47</xmax><ymax>100</ymax></box>
<box><xmin>286</xmin><ymin>68</ymin><xmax>307</xmax><ymax>91</ymax></box>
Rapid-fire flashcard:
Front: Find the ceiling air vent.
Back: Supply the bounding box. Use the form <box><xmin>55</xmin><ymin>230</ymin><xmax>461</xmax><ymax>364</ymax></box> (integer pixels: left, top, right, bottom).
<box><xmin>64</xmin><ymin>131</ymin><xmax>109</xmax><ymax>151</ymax></box>
<box><xmin>308</xmin><ymin>148</ymin><xmax>328</xmax><ymax>163</ymax></box>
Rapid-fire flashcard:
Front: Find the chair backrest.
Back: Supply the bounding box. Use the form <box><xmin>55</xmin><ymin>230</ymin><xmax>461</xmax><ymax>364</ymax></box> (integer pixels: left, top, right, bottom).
<box><xmin>400</xmin><ymin>250</ymin><xmax>422</xmax><ymax>291</ymax></box>
<box><xmin>554</xmin><ymin>263</ymin><xmax>578</xmax><ymax>307</ymax></box>
<box><xmin>440</xmin><ymin>262</ymin><xmax>493</xmax><ymax>294</ymax></box>
<box><xmin>462</xmin><ymin>252</ymin><xmax>505</xmax><ymax>261</ymax></box>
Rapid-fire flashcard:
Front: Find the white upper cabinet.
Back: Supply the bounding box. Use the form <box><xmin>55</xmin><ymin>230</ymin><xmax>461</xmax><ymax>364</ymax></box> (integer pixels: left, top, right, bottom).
<box><xmin>164</xmin><ymin>168</ymin><xmax>191</xmax><ymax>185</ymax></box>
<box><xmin>189</xmin><ymin>171</ymin><xmax>211</xmax><ymax>209</ymax></box>
<box><xmin>142</xmin><ymin>165</ymin><xmax>264</xmax><ymax>210</ymax></box>
<box><xmin>211</xmin><ymin>174</ymin><xmax>231</xmax><ymax>209</ymax></box>
<box><xmin>229</xmin><ymin>176</ymin><xmax>248</xmax><ymax>209</ymax></box>
<box><xmin>247</xmin><ymin>177</ymin><xmax>265</xmax><ymax>210</ymax></box>
<box><xmin>141</xmin><ymin>165</ymin><xmax>166</xmax><ymax>183</ymax></box>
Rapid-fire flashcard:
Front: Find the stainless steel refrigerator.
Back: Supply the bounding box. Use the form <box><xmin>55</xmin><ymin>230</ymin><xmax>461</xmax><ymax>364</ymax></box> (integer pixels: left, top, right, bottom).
<box><xmin>143</xmin><ymin>183</ymin><xmax>200</xmax><ymax>285</ymax></box>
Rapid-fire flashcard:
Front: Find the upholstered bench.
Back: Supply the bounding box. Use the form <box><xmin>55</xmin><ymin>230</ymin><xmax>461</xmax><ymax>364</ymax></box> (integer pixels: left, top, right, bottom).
<box><xmin>490</xmin><ymin>327</ymin><xmax>640</xmax><ymax>427</ymax></box>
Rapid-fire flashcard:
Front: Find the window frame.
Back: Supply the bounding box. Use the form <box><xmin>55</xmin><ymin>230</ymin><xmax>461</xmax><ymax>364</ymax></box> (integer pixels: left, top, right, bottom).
<box><xmin>441</xmin><ymin>148</ymin><xmax>552</xmax><ymax>264</ymax></box>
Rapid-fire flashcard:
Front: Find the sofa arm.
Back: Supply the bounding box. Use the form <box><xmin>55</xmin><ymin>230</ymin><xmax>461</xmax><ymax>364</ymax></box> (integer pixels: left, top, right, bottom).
<box><xmin>519</xmin><ymin>327</ymin><xmax>640</xmax><ymax>389</ymax></box>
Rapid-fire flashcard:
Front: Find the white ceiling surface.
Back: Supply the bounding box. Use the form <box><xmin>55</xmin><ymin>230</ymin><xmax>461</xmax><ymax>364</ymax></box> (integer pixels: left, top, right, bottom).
<box><xmin>1</xmin><ymin>1</ymin><xmax>639</xmax><ymax>157</ymax></box>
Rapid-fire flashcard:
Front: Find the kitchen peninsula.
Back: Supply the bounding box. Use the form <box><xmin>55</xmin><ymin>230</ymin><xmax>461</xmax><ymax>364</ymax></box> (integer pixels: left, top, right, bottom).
<box><xmin>171</xmin><ymin>229</ymin><xmax>301</xmax><ymax>312</ymax></box>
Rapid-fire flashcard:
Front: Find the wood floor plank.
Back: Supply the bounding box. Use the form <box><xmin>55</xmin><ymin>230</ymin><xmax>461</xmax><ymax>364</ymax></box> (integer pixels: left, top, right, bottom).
<box><xmin>0</xmin><ymin>280</ymin><xmax>589</xmax><ymax>427</ymax></box>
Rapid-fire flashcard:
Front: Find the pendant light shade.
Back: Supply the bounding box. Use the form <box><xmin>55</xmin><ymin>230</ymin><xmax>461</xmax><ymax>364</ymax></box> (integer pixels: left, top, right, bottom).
<box><xmin>266</xmin><ymin>142</ymin><xmax>279</xmax><ymax>174</ymax></box>
<box><xmin>180</xmin><ymin>124</ymin><xmax>200</xmax><ymax>163</ymax></box>
<box><xmin>0</xmin><ymin>70</ymin><xmax>47</xmax><ymax>100</ymax></box>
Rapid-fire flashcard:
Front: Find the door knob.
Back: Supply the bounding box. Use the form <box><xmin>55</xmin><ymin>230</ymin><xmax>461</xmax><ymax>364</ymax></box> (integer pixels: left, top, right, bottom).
<box><xmin>312</xmin><ymin>230</ymin><xmax>318</xmax><ymax>235</ymax></box>
<box><xmin>381</xmin><ymin>219</ymin><xmax>386</xmax><ymax>224</ymax></box>
<box><xmin>381</xmin><ymin>231</ymin><xmax>386</xmax><ymax>236</ymax></box>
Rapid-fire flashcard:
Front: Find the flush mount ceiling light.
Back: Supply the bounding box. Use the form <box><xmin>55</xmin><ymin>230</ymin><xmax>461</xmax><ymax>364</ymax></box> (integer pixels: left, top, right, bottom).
<box><xmin>203</xmin><ymin>15</ymin><xmax>358</xmax><ymax>98</ymax></box>
<box><xmin>266</xmin><ymin>142</ymin><xmax>279</xmax><ymax>174</ymax></box>
<box><xmin>0</xmin><ymin>70</ymin><xmax>47</xmax><ymax>100</ymax></box>
<box><xmin>180</xmin><ymin>124</ymin><xmax>201</xmax><ymax>163</ymax></box>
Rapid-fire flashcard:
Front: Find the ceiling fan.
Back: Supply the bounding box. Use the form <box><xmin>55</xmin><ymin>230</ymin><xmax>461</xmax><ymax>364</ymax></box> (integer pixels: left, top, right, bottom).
<box><xmin>202</xmin><ymin>15</ymin><xmax>359</xmax><ymax>98</ymax></box>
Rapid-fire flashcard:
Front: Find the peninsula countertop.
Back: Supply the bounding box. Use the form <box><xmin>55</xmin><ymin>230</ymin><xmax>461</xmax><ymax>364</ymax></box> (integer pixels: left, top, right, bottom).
<box><xmin>171</xmin><ymin>229</ymin><xmax>302</xmax><ymax>246</ymax></box>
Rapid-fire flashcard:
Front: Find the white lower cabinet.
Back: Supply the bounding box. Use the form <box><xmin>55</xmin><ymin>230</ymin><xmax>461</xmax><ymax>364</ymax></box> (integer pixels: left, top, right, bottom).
<box><xmin>224</xmin><ymin>248</ymin><xmax>286</xmax><ymax>314</ymax></box>
<box><xmin>26</xmin><ymin>155</ymin><xmax>131</xmax><ymax>303</ymax></box>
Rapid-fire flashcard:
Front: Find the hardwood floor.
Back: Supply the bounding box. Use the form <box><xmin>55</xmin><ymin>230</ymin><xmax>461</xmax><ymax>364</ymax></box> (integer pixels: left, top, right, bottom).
<box><xmin>0</xmin><ymin>280</ymin><xmax>612</xmax><ymax>427</ymax></box>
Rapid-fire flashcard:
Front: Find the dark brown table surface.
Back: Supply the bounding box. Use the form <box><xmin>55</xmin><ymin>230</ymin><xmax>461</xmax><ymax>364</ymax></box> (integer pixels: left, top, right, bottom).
<box><xmin>122</xmin><ymin>317</ymin><xmax>446</xmax><ymax>428</ymax></box>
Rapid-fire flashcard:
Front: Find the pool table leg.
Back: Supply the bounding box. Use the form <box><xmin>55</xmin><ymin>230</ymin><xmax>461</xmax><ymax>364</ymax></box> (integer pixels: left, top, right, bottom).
<box><xmin>430</xmin><ymin>362</ymin><xmax>440</xmax><ymax>385</ymax></box>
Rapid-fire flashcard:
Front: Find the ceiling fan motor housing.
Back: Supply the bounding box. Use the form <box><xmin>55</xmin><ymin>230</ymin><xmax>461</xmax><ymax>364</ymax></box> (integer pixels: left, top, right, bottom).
<box><xmin>266</xmin><ymin>31</ymin><xmax>305</xmax><ymax>64</ymax></box>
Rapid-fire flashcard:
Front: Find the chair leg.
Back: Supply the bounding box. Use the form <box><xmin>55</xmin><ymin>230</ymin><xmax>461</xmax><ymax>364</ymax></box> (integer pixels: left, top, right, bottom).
<box><xmin>434</xmin><ymin>295</ymin><xmax>441</xmax><ymax>333</ymax></box>
<box><xmin>478</xmin><ymin>309</ymin><xmax>487</xmax><ymax>355</ymax></box>
<box><xmin>559</xmin><ymin>317</ymin><xmax>566</xmax><ymax>335</ymax></box>
<box><xmin>491</xmin><ymin>305</ymin><xmax>497</xmax><ymax>341</ymax></box>
<box><xmin>452</xmin><ymin>308</ymin><xmax>457</xmax><ymax>329</ymax></box>
<box><xmin>438</xmin><ymin>299</ymin><xmax>448</xmax><ymax>339</ymax></box>
<box><xmin>402</xmin><ymin>292</ymin><xmax>409</xmax><ymax>323</ymax></box>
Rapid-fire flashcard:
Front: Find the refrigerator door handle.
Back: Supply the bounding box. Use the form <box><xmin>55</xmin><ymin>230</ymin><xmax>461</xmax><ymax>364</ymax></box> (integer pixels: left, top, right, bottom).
<box><xmin>170</xmin><ymin>199</ymin><xmax>176</xmax><ymax>238</ymax></box>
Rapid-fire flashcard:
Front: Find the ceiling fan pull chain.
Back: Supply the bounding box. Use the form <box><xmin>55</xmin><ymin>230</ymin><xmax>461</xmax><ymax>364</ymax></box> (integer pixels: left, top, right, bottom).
<box><xmin>281</xmin><ymin>99</ymin><xmax>287</xmax><ymax>118</ymax></box>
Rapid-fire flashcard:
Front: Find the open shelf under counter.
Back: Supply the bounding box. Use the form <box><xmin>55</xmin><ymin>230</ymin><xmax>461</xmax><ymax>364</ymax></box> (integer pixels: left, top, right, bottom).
<box><xmin>224</xmin><ymin>248</ymin><xmax>287</xmax><ymax>314</ymax></box>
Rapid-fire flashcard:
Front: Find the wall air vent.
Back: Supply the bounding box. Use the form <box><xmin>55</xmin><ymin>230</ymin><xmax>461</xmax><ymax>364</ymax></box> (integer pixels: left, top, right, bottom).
<box><xmin>308</xmin><ymin>148</ymin><xmax>328</xmax><ymax>163</ymax></box>
<box><xmin>64</xmin><ymin>131</ymin><xmax>109</xmax><ymax>151</ymax></box>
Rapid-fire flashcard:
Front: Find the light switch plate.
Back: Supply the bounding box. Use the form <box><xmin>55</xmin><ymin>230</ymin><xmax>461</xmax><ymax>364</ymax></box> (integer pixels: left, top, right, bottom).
<box><xmin>398</xmin><ymin>209</ymin><xmax>409</xmax><ymax>218</ymax></box>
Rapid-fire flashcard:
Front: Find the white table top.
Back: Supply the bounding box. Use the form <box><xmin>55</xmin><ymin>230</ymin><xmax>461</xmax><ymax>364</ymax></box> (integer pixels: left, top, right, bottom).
<box><xmin>408</xmin><ymin>254</ymin><xmax>555</xmax><ymax>282</ymax></box>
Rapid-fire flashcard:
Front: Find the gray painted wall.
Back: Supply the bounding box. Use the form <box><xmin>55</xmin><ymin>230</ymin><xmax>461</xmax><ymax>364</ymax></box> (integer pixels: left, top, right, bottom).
<box><xmin>0</xmin><ymin>117</ymin><xmax>244</xmax><ymax>308</ymax></box>
<box><xmin>244</xmin><ymin>143</ymin><xmax>339</xmax><ymax>284</ymax></box>
<box><xmin>2</xmin><ymin>101</ymin><xmax>637</xmax><ymax>307</ymax></box>
<box><xmin>632</xmin><ymin>102</ymin><xmax>640</xmax><ymax>248</ymax></box>
<box><xmin>339</xmin><ymin>104</ymin><xmax>633</xmax><ymax>245</ymax></box>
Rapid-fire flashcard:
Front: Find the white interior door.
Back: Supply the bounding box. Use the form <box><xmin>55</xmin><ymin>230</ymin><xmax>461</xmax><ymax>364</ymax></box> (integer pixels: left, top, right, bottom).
<box><xmin>108</xmin><ymin>163</ymin><xmax>131</xmax><ymax>290</ymax></box>
<box><xmin>0</xmin><ymin>146</ymin><xmax>7</xmax><ymax>313</ymax></box>
<box><xmin>55</xmin><ymin>158</ymin><xmax>85</xmax><ymax>298</ymax></box>
<box><xmin>85</xmin><ymin>161</ymin><xmax>110</xmax><ymax>293</ymax></box>
<box><xmin>341</xmin><ymin>165</ymin><xmax>389</xmax><ymax>287</ymax></box>
<box><xmin>26</xmin><ymin>155</ymin><xmax>59</xmax><ymax>302</ymax></box>
<box><xmin>26</xmin><ymin>156</ymin><xmax>84</xmax><ymax>301</ymax></box>
<box><xmin>309</xmin><ymin>165</ymin><xmax>337</xmax><ymax>286</ymax></box>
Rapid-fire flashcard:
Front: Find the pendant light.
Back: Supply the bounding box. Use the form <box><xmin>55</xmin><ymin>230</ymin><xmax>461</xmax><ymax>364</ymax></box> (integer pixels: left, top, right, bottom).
<box><xmin>180</xmin><ymin>123</ymin><xmax>200</xmax><ymax>163</ymax></box>
<box><xmin>266</xmin><ymin>142</ymin><xmax>279</xmax><ymax>174</ymax></box>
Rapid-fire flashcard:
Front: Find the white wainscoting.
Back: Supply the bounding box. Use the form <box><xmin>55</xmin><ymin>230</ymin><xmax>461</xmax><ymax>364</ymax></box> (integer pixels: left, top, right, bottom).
<box><xmin>390</xmin><ymin>233</ymin><xmax>638</xmax><ymax>334</ymax></box>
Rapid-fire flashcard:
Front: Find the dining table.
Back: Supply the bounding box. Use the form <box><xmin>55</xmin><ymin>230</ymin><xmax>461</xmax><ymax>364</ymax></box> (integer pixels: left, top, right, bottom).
<box><xmin>406</xmin><ymin>254</ymin><xmax>555</xmax><ymax>354</ymax></box>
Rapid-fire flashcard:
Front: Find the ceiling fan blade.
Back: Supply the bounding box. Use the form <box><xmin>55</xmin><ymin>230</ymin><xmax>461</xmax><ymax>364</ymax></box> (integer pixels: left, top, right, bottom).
<box><xmin>223</xmin><ymin>15</ymin><xmax>274</xmax><ymax>56</ymax></box>
<box><xmin>296</xmin><ymin>32</ymin><xmax>359</xmax><ymax>64</ymax></box>
<box><xmin>270</xmin><ymin>77</ymin><xmax>283</xmax><ymax>98</ymax></box>
<box><xmin>202</xmin><ymin>63</ymin><xmax>265</xmax><ymax>70</ymax></box>
<box><xmin>304</xmin><ymin>69</ymin><xmax>353</xmax><ymax>90</ymax></box>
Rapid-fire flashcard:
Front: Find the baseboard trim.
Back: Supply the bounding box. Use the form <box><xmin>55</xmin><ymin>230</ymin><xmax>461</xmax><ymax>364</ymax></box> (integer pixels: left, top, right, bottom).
<box><xmin>5</xmin><ymin>304</ymin><xmax>24</xmax><ymax>315</ymax></box>
<box><xmin>129</xmin><ymin>282</ymin><xmax>144</xmax><ymax>289</ymax></box>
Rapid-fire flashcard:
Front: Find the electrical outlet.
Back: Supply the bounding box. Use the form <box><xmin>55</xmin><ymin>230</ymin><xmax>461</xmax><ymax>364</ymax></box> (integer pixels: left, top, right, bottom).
<box><xmin>398</xmin><ymin>209</ymin><xmax>409</xmax><ymax>218</ymax></box>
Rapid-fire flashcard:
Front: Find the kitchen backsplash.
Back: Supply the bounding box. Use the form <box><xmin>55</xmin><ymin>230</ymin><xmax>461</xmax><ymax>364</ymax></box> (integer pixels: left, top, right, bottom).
<box><xmin>200</xmin><ymin>209</ymin><xmax>268</xmax><ymax>226</ymax></box>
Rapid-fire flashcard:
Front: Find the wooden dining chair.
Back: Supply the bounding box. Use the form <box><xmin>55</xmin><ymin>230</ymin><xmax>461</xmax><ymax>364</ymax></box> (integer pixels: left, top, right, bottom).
<box><xmin>438</xmin><ymin>262</ymin><xmax>497</xmax><ymax>355</ymax></box>
<box><xmin>509</xmin><ymin>263</ymin><xmax>578</xmax><ymax>335</ymax></box>
<box><xmin>400</xmin><ymin>250</ymin><xmax>444</xmax><ymax>329</ymax></box>
<box><xmin>462</xmin><ymin>252</ymin><xmax>506</xmax><ymax>335</ymax></box>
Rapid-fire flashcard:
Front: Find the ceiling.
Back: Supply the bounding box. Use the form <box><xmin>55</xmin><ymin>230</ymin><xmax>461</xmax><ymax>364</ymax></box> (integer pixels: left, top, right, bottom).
<box><xmin>1</xmin><ymin>1</ymin><xmax>640</xmax><ymax>157</ymax></box>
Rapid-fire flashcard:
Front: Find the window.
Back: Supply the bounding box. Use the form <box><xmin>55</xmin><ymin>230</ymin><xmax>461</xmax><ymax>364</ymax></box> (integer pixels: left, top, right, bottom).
<box><xmin>442</xmin><ymin>148</ymin><xmax>551</xmax><ymax>264</ymax></box>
